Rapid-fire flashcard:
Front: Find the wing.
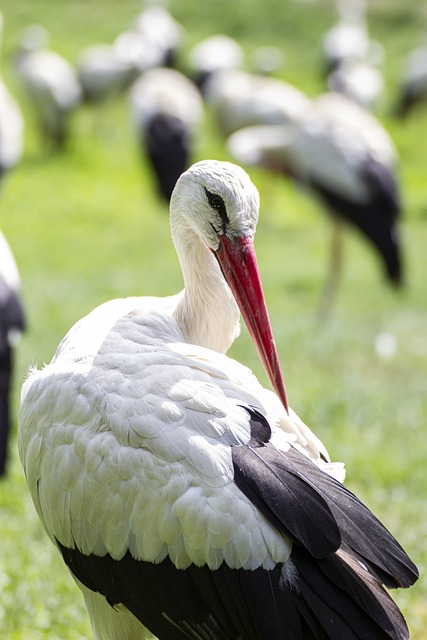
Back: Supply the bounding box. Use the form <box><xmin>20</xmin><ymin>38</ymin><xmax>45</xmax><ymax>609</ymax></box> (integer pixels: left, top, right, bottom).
<box><xmin>19</xmin><ymin>303</ymin><xmax>417</xmax><ymax>639</ymax></box>
<box><xmin>53</xmin><ymin>405</ymin><xmax>416</xmax><ymax>640</ymax></box>
<box><xmin>232</xmin><ymin>408</ymin><xmax>417</xmax><ymax>588</ymax></box>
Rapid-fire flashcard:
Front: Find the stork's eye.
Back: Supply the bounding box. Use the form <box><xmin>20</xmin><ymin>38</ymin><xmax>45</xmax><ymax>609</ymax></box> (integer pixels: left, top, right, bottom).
<box><xmin>205</xmin><ymin>189</ymin><xmax>229</xmax><ymax>227</ymax></box>
<box><xmin>209</xmin><ymin>194</ymin><xmax>224</xmax><ymax>210</ymax></box>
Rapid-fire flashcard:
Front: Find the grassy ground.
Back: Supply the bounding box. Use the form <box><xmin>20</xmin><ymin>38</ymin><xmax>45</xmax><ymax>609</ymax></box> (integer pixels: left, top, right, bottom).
<box><xmin>0</xmin><ymin>0</ymin><xmax>426</xmax><ymax>637</ymax></box>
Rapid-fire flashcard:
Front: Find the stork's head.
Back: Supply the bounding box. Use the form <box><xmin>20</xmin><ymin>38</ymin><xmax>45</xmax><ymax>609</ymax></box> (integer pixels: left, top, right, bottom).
<box><xmin>171</xmin><ymin>160</ymin><xmax>260</xmax><ymax>249</ymax></box>
<box><xmin>170</xmin><ymin>159</ymin><xmax>288</xmax><ymax>412</ymax></box>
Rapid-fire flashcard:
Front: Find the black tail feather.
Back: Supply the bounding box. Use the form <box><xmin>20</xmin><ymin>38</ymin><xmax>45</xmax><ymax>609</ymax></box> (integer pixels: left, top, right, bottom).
<box><xmin>292</xmin><ymin>546</ymin><xmax>409</xmax><ymax>639</ymax></box>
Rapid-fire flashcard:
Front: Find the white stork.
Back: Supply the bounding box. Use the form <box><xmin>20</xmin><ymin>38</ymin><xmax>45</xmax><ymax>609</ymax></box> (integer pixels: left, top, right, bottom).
<box><xmin>15</xmin><ymin>24</ymin><xmax>82</xmax><ymax>150</ymax></box>
<box><xmin>133</xmin><ymin>3</ymin><xmax>184</xmax><ymax>69</ymax></box>
<box><xmin>204</xmin><ymin>69</ymin><xmax>310</xmax><ymax>137</ymax></box>
<box><xmin>109</xmin><ymin>4</ymin><xmax>183</xmax><ymax>84</ymax></box>
<box><xmin>322</xmin><ymin>0</ymin><xmax>370</xmax><ymax>74</ymax></box>
<box><xmin>394</xmin><ymin>43</ymin><xmax>427</xmax><ymax>118</ymax></box>
<box><xmin>0</xmin><ymin>230</ymin><xmax>25</xmax><ymax>477</ymax></box>
<box><xmin>19</xmin><ymin>160</ymin><xmax>417</xmax><ymax>639</ymax></box>
<box><xmin>76</xmin><ymin>44</ymin><xmax>138</xmax><ymax>104</ymax></box>
<box><xmin>0</xmin><ymin>77</ymin><xmax>24</xmax><ymax>179</ymax></box>
<box><xmin>186</xmin><ymin>35</ymin><xmax>244</xmax><ymax>92</ymax></box>
<box><xmin>129</xmin><ymin>67</ymin><xmax>204</xmax><ymax>202</ymax></box>
<box><xmin>228</xmin><ymin>93</ymin><xmax>403</xmax><ymax>310</ymax></box>
<box><xmin>0</xmin><ymin>11</ymin><xmax>24</xmax><ymax>176</ymax></box>
<box><xmin>0</xmin><ymin>12</ymin><xmax>26</xmax><ymax>477</ymax></box>
<box><xmin>322</xmin><ymin>0</ymin><xmax>385</xmax><ymax>113</ymax></box>
<box><xmin>327</xmin><ymin>57</ymin><xmax>384</xmax><ymax>110</ymax></box>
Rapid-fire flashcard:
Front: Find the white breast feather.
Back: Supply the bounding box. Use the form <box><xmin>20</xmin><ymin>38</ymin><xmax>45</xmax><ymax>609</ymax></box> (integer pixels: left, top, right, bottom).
<box><xmin>19</xmin><ymin>297</ymin><xmax>340</xmax><ymax>573</ymax></box>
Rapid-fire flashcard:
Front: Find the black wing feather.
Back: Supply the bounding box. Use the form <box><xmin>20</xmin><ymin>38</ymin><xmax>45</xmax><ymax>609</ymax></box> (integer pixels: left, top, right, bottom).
<box><xmin>232</xmin><ymin>407</ymin><xmax>418</xmax><ymax>589</ymax></box>
<box><xmin>58</xmin><ymin>543</ymin><xmax>327</xmax><ymax>639</ymax></box>
<box><xmin>233</xmin><ymin>442</ymin><xmax>342</xmax><ymax>558</ymax></box>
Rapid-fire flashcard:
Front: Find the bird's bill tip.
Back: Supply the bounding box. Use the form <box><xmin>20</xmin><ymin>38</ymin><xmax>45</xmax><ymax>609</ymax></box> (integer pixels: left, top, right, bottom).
<box><xmin>215</xmin><ymin>234</ymin><xmax>289</xmax><ymax>413</ymax></box>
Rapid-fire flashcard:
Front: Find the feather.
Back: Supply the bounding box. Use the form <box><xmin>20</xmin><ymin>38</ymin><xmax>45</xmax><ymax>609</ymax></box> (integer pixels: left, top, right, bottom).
<box><xmin>232</xmin><ymin>406</ymin><xmax>418</xmax><ymax>589</ymax></box>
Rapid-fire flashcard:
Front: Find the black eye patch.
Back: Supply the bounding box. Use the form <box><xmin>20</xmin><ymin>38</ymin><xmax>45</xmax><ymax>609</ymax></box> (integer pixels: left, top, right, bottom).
<box><xmin>205</xmin><ymin>188</ymin><xmax>229</xmax><ymax>227</ymax></box>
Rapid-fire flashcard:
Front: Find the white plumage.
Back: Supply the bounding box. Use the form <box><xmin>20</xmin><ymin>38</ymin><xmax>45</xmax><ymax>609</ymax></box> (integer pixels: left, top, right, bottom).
<box><xmin>0</xmin><ymin>82</ymin><xmax>23</xmax><ymax>172</ymax></box>
<box><xmin>327</xmin><ymin>58</ymin><xmax>384</xmax><ymax>110</ymax></box>
<box><xmin>186</xmin><ymin>35</ymin><xmax>244</xmax><ymax>91</ymax></box>
<box><xmin>322</xmin><ymin>0</ymin><xmax>370</xmax><ymax>72</ymax></box>
<box><xmin>204</xmin><ymin>69</ymin><xmax>310</xmax><ymax>136</ymax></box>
<box><xmin>15</xmin><ymin>24</ymin><xmax>81</xmax><ymax>149</ymax></box>
<box><xmin>394</xmin><ymin>43</ymin><xmax>427</xmax><ymax>117</ymax></box>
<box><xmin>322</xmin><ymin>0</ymin><xmax>385</xmax><ymax>112</ymax></box>
<box><xmin>105</xmin><ymin>3</ymin><xmax>183</xmax><ymax>84</ymax></box>
<box><xmin>19</xmin><ymin>160</ymin><xmax>417</xmax><ymax>639</ymax></box>
<box><xmin>0</xmin><ymin>230</ymin><xmax>22</xmax><ymax>293</ymax></box>
<box><xmin>0</xmin><ymin>12</ymin><xmax>24</xmax><ymax>173</ymax></box>
<box><xmin>133</xmin><ymin>3</ymin><xmax>184</xmax><ymax>68</ymax></box>
<box><xmin>76</xmin><ymin>44</ymin><xmax>137</xmax><ymax>103</ymax></box>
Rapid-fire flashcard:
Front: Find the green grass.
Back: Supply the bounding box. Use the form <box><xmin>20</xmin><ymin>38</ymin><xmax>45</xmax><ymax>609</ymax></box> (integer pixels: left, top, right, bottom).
<box><xmin>0</xmin><ymin>0</ymin><xmax>426</xmax><ymax>637</ymax></box>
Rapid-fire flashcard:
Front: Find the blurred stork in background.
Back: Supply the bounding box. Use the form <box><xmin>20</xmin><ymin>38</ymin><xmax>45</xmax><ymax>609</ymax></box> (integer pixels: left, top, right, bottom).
<box><xmin>186</xmin><ymin>34</ymin><xmax>244</xmax><ymax>92</ymax></box>
<box><xmin>15</xmin><ymin>24</ymin><xmax>81</xmax><ymax>151</ymax></box>
<box><xmin>133</xmin><ymin>1</ymin><xmax>184</xmax><ymax>69</ymax></box>
<box><xmin>76</xmin><ymin>1</ymin><xmax>184</xmax><ymax>106</ymax></box>
<box><xmin>0</xmin><ymin>13</ymin><xmax>24</xmax><ymax>179</ymax></box>
<box><xmin>112</xmin><ymin>2</ymin><xmax>183</xmax><ymax>83</ymax></box>
<box><xmin>322</xmin><ymin>0</ymin><xmax>385</xmax><ymax>111</ymax></box>
<box><xmin>322</xmin><ymin>0</ymin><xmax>370</xmax><ymax>74</ymax></box>
<box><xmin>394</xmin><ymin>43</ymin><xmax>427</xmax><ymax>118</ymax></box>
<box><xmin>0</xmin><ymin>231</ymin><xmax>25</xmax><ymax>477</ymax></box>
<box><xmin>204</xmin><ymin>69</ymin><xmax>310</xmax><ymax>136</ymax></box>
<box><xmin>0</xmin><ymin>12</ymin><xmax>26</xmax><ymax>477</ymax></box>
<box><xmin>327</xmin><ymin>54</ymin><xmax>384</xmax><ymax>111</ymax></box>
<box><xmin>228</xmin><ymin>92</ymin><xmax>403</xmax><ymax>314</ymax></box>
<box><xmin>129</xmin><ymin>67</ymin><xmax>203</xmax><ymax>202</ymax></box>
<box><xmin>76</xmin><ymin>43</ymin><xmax>138</xmax><ymax>104</ymax></box>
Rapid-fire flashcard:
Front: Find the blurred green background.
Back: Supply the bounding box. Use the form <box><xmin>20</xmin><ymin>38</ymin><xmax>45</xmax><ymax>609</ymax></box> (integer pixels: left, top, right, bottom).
<box><xmin>0</xmin><ymin>0</ymin><xmax>426</xmax><ymax>637</ymax></box>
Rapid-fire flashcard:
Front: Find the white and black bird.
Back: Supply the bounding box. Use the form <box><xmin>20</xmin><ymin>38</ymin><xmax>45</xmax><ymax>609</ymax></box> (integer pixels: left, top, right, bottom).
<box><xmin>327</xmin><ymin>57</ymin><xmax>384</xmax><ymax>110</ymax></box>
<box><xmin>322</xmin><ymin>0</ymin><xmax>385</xmax><ymax>111</ymax></box>
<box><xmin>186</xmin><ymin>35</ymin><xmax>244</xmax><ymax>92</ymax></box>
<box><xmin>19</xmin><ymin>160</ymin><xmax>417</xmax><ymax>638</ymax></box>
<box><xmin>394</xmin><ymin>43</ymin><xmax>427</xmax><ymax>118</ymax></box>
<box><xmin>0</xmin><ymin>13</ymin><xmax>25</xmax><ymax>477</ymax></box>
<box><xmin>0</xmin><ymin>74</ymin><xmax>24</xmax><ymax>179</ymax></box>
<box><xmin>0</xmin><ymin>230</ymin><xmax>25</xmax><ymax>477</ymax></box>
<box><xmin>76</xmin><ymin>43</ymin><xmax>138</xmax><ymax>104</ymax></box>
<box><xmin>129</xmin><ymin>67</ymin><xmax>203</xmax><ymax>201</ymax></box>
<box><xmin>15</xmin><ymin>24</ymin><xmax>82</xmax><ymax>150</ymax></box>
<box><xmin>228</xmin><ymin>93</ymin><xmax>403</xmax><ymax>308</ymax></box>
<box><xmin>133</xmin><ymin>3</ymin><xmax>184</xmax><ymax>69</ymax></box>
<box><xmin>204</xmin><ymin>69</ymin><xmax>310</xmax><ymax>137</ymax></box>
<box><xmin>108</xmin><ymin>3</ymin><xmax>183</xmax><ymax>84</ymax></box>
<box><xmin>0</xmin><ymin>11</ymin><xmax>24</xmax><ymax>176</ymax></box>
<box><xmin>322</xmin><ymin>0</ymin><xmax>370</xmax><ymax>74</ymax></box>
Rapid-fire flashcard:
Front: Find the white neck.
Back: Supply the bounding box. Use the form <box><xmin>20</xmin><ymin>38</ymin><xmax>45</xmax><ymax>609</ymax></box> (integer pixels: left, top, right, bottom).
<box><xmin>172</xmin><ymin>225</ymin><xmax>240</xmax><ymax>354</ymax></box>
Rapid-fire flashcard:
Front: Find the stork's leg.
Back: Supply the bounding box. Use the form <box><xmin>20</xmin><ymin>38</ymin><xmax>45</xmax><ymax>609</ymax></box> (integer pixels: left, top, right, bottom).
<box><xmin>318</xmin><ymin>218</ymin><xmax>343</xmax><ymax>320</ymax></box>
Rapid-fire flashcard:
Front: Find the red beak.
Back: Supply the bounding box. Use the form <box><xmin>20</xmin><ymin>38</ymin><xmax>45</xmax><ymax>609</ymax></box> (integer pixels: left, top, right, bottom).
<box><xmin>214</xmin><ymin>234</ymin><xmax>289</xmax><ymax>413</ymax></box>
